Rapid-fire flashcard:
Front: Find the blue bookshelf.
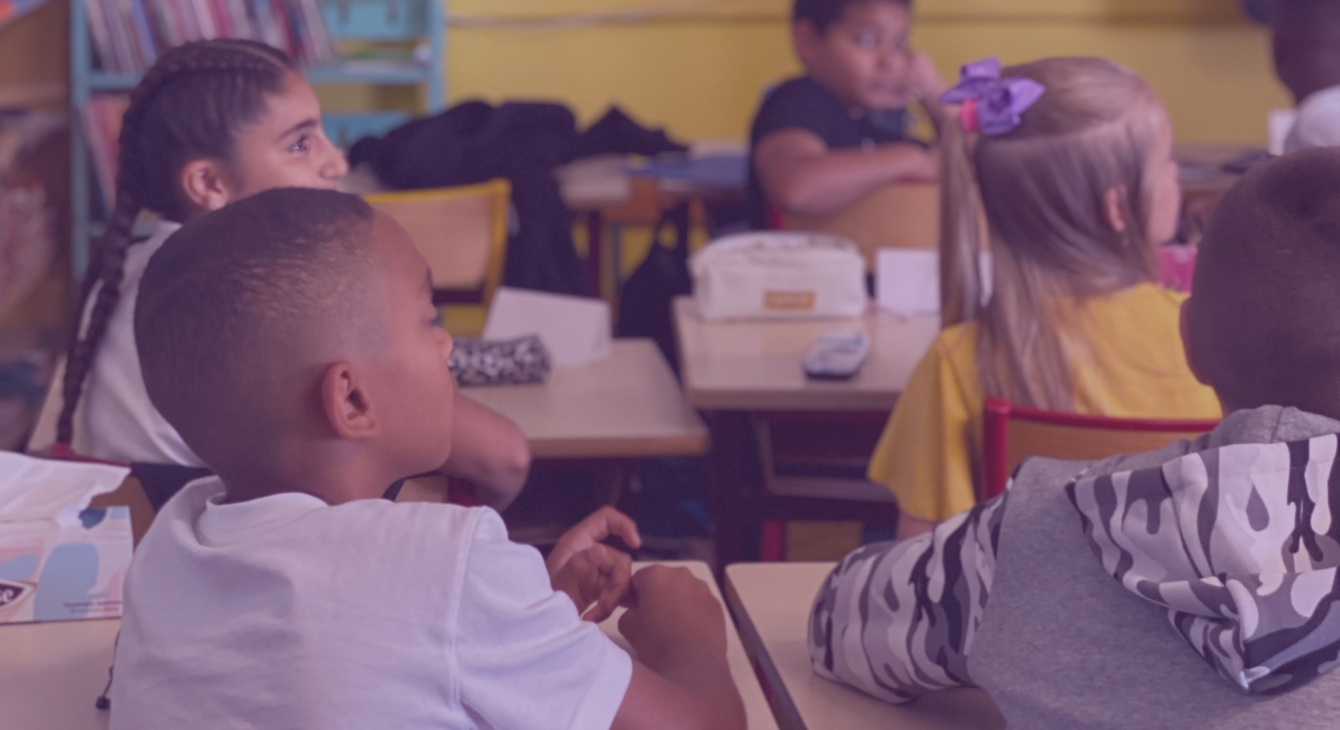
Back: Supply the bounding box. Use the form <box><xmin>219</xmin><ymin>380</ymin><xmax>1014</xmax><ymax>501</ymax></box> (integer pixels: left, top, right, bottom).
<box><xmin>69</xmin><ymin>0</ymin><xmax>447</xmax><ymax>279</ymax></box>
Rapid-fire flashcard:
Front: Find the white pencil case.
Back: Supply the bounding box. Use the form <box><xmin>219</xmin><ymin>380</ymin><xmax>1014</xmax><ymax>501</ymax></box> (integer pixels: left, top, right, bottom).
<box><xmin>690</xmin><ymin>232</ymin><xmax>866</xmax><ymax>321</ymax></box>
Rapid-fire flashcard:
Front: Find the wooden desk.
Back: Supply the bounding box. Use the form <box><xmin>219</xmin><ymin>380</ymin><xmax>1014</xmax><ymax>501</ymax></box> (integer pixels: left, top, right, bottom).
<box><xmin>675</xmin><ymin>297</ymin><xmax>940</xmax><ymax>565</ymax></box>
<box><xmin>674</xmin><ymin>298</ymin><xmax>940</xmax><ymax>413</ymax></box>
<box><xmin>0</xmin><ymin>561</ymin><xmax>774</xmax><ymax>730</ymax></box>
<box><xmin>0</xmin><ymin>618</ymin><xmax>116</xmax><ymax>730</ymax></box>
<box><xmin>463</xmin><ymin>338</ymin><xmax>708</xmax><ymax>460</ymax></box>
<box><xmin>725</xmin><ymin>562</ymin><xmax>1004</xmax><ymax>730</ymax></box>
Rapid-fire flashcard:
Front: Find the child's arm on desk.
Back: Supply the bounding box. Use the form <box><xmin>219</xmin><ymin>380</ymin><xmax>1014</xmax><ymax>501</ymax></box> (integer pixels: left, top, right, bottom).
<box><xmin>755</xmin><ymin>129</ymin><xmax>936</xmax><ymax>220</ymax></box>
<box><xmin>612</xmin><ymin>566</ymin><xmax>747</xmax><ymax>730</ymax></box>
<box><xmin>440</xmin><ymin>394</ymin><xmax>531</xmax><ymax>511</ymax></box>
<box><xmin>809</xmin><ymin>495</ymin><xmax>1006</xmax><ymax>704</ymax></box>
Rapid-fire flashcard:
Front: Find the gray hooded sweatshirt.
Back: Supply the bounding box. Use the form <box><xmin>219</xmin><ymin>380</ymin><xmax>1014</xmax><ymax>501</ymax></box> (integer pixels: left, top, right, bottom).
<box><xmin>811</xmin><ymin>405</ymin><xmax>1340</xmax><ymax>729</ymax></box>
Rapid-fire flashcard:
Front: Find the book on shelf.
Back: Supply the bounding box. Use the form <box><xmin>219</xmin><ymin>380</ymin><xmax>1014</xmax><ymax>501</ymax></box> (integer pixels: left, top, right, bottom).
<box><xmin>82</xmin><ymin>0</ymin><xmax>341</xmax><ymax>74</ymax></box>
<box><xmin>79</xmin><ymin>94</ymin><xmax>128</xmax><ymax>211</ymax></box>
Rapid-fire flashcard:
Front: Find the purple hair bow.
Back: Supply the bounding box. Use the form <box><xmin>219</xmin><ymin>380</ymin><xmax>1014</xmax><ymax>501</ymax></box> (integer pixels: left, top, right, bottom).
<box><xmin>940</xmin><ymin>58</ymin><xmax>1045</xmax><ymax>136</ymax></box>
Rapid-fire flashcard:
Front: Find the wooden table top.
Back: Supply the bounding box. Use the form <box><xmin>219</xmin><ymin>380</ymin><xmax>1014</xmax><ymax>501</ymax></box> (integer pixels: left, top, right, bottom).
<box><xmin>725</xmin><ymin>562</ymin><xmax>1005</xmax><ymax>730</ymax></box>
<box><xmin>462</xmin><ymin>338</ymin><xmax>709</xmax><ymax>460</ymax></box>
<box><xmin>673</xmin><ymin>297</ymin><xmax>940</xmax><ymax>412</ymax></box>
<box><xmin>0</xmin><ymin>561</ymin><xmax>774</xmax><ymax>730</ymax></box>
<box><xmin>0</xmin><ymin>617</ymin><xmax>115</xmax><ymax>730</ymax></box>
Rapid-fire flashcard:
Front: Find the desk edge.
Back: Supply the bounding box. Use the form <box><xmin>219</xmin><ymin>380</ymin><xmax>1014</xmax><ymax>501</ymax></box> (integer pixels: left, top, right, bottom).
<box><xmin>725</xmin><ymin>568</ymin><xmax>809</xmax><ymax>730</ymax></box>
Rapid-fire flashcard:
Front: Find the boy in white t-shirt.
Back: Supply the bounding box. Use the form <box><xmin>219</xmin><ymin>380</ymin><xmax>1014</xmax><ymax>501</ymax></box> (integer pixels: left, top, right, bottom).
<box><xmin>109</xmin><ymin>187</ymin><xmax>746</xmax><ymax>730</ymax></box>
<box><xmin>1274</xmin><ymin>0</ymin><xmax>1340</xmax><ymax>152</ymax></box>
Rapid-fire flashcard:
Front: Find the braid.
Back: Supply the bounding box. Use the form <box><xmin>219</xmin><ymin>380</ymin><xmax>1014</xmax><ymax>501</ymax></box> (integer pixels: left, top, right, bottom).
<box><xmin>56</xmin><ymin>183</ymin><xmax>140</xmax><ymax>445</ymax></box>
<box><xmin>56</xmin><ymin>39</ymin><xmax>294</xmax><ymax>450</ymax></box>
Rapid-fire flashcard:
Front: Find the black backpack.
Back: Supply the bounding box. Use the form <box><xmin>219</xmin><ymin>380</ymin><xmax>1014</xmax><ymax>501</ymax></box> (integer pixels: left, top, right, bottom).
<box><xmin>616</xmin><ymin>202</ymin><xmax>692</xmax><ymax>374</ymax></box>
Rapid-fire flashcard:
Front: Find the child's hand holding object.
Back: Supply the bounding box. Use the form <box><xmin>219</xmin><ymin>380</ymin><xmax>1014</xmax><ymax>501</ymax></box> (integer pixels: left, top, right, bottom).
<box><xmin>547</xmin><ymin>507</ymin><xmax>642</xmax><ymax>622</ymax></box>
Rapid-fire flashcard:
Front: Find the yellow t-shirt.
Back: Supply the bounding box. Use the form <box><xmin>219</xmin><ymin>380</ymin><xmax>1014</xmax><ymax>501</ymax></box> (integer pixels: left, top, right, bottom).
<box><xmin>868</xmin><ymin>283</ymin><xmax>1221</xmax><ymax>522</ymax></box>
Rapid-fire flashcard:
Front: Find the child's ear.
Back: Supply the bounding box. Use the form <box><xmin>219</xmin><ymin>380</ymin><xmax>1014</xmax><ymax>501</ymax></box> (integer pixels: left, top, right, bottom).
<box><xmin>179</xmin><ymin>159</ymin><xmax>234</xmax><ymax>214</ymax></box>
<box><xmin>1102</xmin><ymin>186</ymin><xmax>1128</xmax><ymax>234</ymax></box>
<box><xmin>320</xmin><ymin>362</ymin><xmax>379</xmax><ymax>440</ymax></box>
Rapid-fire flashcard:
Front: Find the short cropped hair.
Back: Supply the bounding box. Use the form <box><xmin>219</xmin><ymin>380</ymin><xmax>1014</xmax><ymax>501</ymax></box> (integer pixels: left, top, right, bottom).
<box><xmin>135</xmin><ymin>188</ymin><xmax>376</xmax><ymax>460</ymax></box>
<box><xmin>1186</xmin><ymin>148</ymin><xmax>1340</xmax><ymax>413</ymax></box>
<box><xmin>793</xmin><ymin>0</ymin><xmax>910</xmax><ymax>32</ymax></box>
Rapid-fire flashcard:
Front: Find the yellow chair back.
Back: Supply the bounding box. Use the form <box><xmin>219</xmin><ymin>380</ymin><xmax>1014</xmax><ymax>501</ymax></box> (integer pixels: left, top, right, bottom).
<box><xmin>784</xmin><ymin>182</ymin><xmax>939</xmax><ymax>270</ymax></box>
<box><xmin>365</xmin><ymin>179</ymin><xmax>511</xmax><ymax>307</ymax></box>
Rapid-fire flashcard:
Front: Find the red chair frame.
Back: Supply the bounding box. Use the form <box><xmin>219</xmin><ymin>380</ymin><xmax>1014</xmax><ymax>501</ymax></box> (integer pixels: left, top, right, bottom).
<box><xmin>981</xmin><ymin>397</ymin><xmax>1219</xmax><ymax>501</ymax></box>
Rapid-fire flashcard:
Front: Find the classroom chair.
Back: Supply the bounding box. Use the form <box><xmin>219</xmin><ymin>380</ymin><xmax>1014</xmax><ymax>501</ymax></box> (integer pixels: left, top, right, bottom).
<box><xmin>741</xmin><ymin>184</ymin><xmax>941</xmax><ymax>560</ymax></box>
<box><xmin>780</xmin><ymin>182</ymin><xmax>939</xmax><ymax>270</ymax></box>
<box><xmin>745</xmin><ymin>182</ymin><xmax>941</xmax><ymax>560</ymax></box>
<box><xmin>35</xmin><ymin>445</ymin><xmax>157</xmax><ymax>549</ymax></box>
<box><xmin>747</xmin><ymin>411</ymin><xmax>900</xmax><ymax>562</ymax></box>
<box><xmin>980</xmin><ymin>397</ymin><xmax>1220</xmax><ymax>501</ymax></box>
<box><xmin>86</xmin><ymin>473</ymin><xmax>155</xmax><ymax>548</ymax></box>
<box><xmin>364</xmin><ymin>179</ymin><xmax>511</xmax><ymax>337</ymax></box>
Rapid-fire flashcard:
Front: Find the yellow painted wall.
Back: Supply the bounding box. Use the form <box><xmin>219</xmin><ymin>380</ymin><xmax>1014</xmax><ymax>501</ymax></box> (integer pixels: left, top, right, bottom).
<box><xmin>445</xmin><ymin>0</ymin><xmax>1291</xmax><ymax>145</ymax></box>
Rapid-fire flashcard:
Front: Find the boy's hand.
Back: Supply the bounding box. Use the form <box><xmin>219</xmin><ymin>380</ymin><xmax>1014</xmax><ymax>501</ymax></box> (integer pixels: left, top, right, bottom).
<box><xmin>618</xmin><ymin>565</ymin><xmax>727</xmax><ymax>670</ymax></box>
<box><xmin>550</xmin><ymin>543</ymin><xmax>633</xmax><ymax>623</ymax></box>
<box><xmin>906</xmin><ymin>49</ymin><xmax>947</xmax><ymax>105</ymax></box>
<box><xmin>547</xmin><ymin>507</ymin><xmax>641</xmax><ymax>621</ymax></box>
<box><xmin>547</xmin><ymin>506</ymin><xmax>642</xmax><ymax>576</ymax></box>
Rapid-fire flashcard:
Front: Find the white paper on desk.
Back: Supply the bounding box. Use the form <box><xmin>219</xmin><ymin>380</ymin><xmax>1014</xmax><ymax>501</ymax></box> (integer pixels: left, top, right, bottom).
<box><xmin>876</xmin><ymin>250</ymin><xmax>939</xmax><ymax>314</ymax></box>
<box><xmin>483</xmin><ymin>287</ymin><xmax>611</xmax><ymax>366</ymax></box>
<box><xmin>0</xmin><ymin>452</ymin><xmax>128</xmax><ymax>527</ymax></box>
<box><xmin>1269</xmin><ymin>109</ymin><xmax>1298</xmax><ymax>156</ymax></box>
<box><xmin>876</xmin><ymin>250</ymin><xmax>994</xmax><ymax>315</ymax></box>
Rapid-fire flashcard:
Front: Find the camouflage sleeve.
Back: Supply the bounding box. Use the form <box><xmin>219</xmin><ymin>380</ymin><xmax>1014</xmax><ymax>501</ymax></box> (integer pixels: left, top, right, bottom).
<box><xmin>808</xmin><ymin>493</ymin><xmax>1008</xmax><ymax>703</ymax></box>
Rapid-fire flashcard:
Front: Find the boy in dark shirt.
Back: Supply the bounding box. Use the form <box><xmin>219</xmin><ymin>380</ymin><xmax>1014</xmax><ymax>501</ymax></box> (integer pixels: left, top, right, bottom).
<box><xmin>1273</xmin><ymin>0</ymin><xmax>1340</xmax><ymax>151</ymax></box>
<box><xmin>748</xmin><ymin>0</ymin><xmax>945</xmax><ymax>229</ymax></box>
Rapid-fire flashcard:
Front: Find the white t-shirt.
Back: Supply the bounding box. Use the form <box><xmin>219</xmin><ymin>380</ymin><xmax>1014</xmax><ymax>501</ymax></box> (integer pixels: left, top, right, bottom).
<box><xmin>1285</xmin><ymin>85</ymin><xmax>1340</xmax><ymax>153</ymax></box>
<box><xmin>76</xmin><ymin>219</ymin><xmax>204</xmax><ymax>466</ymax></box>
<box><xmin>109</xmin><ymin>478</ymin><xmax>632</xmax><ymax>730</ymax></box>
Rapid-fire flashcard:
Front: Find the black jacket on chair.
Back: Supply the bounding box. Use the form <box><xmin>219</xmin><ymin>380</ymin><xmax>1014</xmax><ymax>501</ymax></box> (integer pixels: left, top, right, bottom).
<box><xmin>349</xmin><ymin>101</ymin><xmax>686</xmax><ymax>297</ymax></box>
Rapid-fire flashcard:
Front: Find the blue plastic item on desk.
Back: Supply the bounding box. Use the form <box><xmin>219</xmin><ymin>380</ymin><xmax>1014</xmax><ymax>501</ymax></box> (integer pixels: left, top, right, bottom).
<box><xmin>633</xmin><ymin>155</ymin><xmax>748</xmax><ymax>191</ymax></box>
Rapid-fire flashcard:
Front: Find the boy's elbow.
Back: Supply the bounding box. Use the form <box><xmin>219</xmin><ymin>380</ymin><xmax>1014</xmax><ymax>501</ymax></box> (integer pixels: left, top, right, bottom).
<box><xmin>457</xmin><ymin>420</ymin><xmax>531</xmax><ymax>511</ymax></box>
<box><xmin>501</xmin><ymin>434</ymin><xmax>532</xmax><ymax>487</ymax></box>
<box><xmin>500</xmin><ymin>417</ymin><xmax>531</xmax><ymax>476</ymax></box>
<box><xmin>483</xmin><ymin>427</ymin><xmax>531</xmax><ymax>508</ymax></box>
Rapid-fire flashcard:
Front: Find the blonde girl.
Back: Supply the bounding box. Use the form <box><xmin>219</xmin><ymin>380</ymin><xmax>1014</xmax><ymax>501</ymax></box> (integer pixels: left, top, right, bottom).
<box><xmin>870</xmin><ymin>57</ymin><xmax>1220</xmax><ymax>537</ymax></box>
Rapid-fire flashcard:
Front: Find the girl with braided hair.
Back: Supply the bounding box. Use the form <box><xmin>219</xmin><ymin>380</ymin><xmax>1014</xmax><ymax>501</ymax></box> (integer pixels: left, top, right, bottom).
<box><xmin>56</xmin><ymin>39</ymin><xmax>531</xmax><ymax>509</ymax></box>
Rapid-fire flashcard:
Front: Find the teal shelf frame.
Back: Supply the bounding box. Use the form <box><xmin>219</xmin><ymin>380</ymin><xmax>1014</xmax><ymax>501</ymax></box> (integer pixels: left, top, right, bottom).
<box><xmin>69</xmin><ymin>0</ymin><xmax>447</xmax><ymax>279</ymax></box>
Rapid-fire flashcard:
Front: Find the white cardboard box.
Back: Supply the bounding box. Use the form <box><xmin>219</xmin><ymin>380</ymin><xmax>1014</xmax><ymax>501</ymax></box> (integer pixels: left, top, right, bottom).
<box><xmin>0</xmin><ymin>504</ymin><xmax>133</xmax><ymax>623</ymax></box>
<box><xmin>876</xmin><ymin>249</ymin><xmax>994</xmax><ymax>315</ymax></box>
